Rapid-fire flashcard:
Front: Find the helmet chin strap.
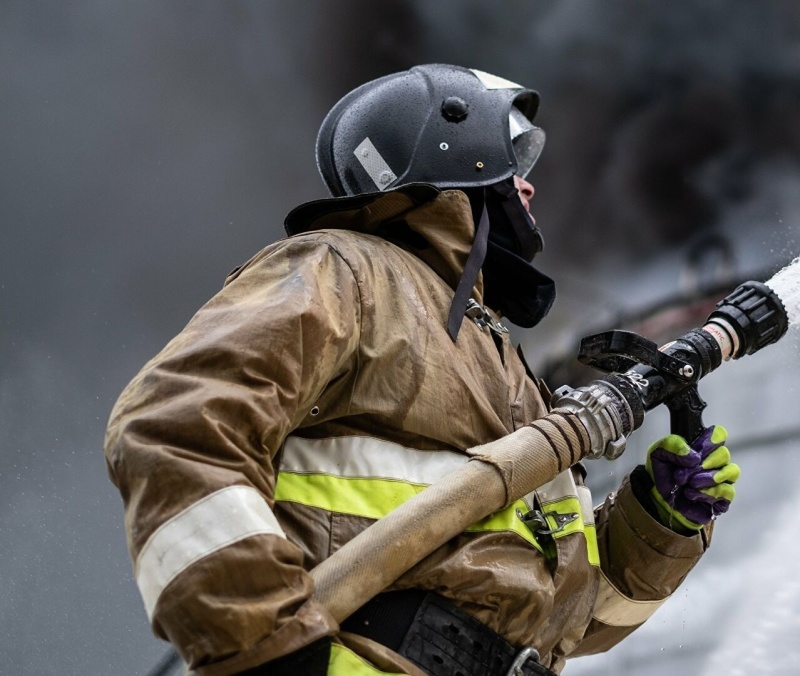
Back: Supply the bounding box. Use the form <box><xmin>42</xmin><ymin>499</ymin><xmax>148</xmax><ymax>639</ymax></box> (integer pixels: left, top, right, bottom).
<box><xmin>447</xmin><ymin>191</ymin><xmax>491</xmax><ymax>341</ymax></box>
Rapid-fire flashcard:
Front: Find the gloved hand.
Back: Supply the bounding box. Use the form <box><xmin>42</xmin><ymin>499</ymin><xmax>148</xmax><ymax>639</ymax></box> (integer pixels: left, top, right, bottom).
<box><xmin>645</xmin><ymin>425</ymin><xmax>740</xmax><ymax>531</ymax></box>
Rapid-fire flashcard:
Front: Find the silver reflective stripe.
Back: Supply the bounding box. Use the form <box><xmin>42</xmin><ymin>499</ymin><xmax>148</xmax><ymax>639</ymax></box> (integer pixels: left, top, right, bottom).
<box><xmin>282</xmin><ymin>435</ymin><xmax>467</xmax><ymax>484</ymax></box>
<box><xmin>535</xmin><ymin>470</ymin><xmax>577</xmax><ymax>506</ymax></box>
<box><xmin>576</xmin><ymin>485</ymin><xmax>595</xmax><ymax>527</ymax></box>
<box><xmin>469</xmin><ymin>68</ymin><xmax>522</xmax><ymax>90</ymax></box>
<box><xmin>509</xmin><ymin>107</ymin><xmax>533</xmax><ymax>140</ymax></box>
<box><xmin>593</xmin><ymin>569</ymin><xmax>668</xmax><ymax>627</ymax></box>
<box><xmin>135</xmin><ymin>485</ymin><xmax>285</xmax><ymax>621</ymax></box>
<box><xmin>353</xmin><ymin>137</ymin><xmax>397</xmax><ymax>190</ymax></box>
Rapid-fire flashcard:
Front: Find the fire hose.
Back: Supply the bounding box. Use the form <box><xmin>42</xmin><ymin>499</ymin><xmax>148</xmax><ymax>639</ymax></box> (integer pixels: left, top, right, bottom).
<box><xmin>310</xmin><ymin>280</ymin><xmax>790</xmax><ymax>623</ymax></box>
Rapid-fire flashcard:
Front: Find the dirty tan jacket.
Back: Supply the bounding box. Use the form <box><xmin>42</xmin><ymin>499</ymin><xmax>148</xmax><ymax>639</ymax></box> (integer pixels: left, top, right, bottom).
<box><xmin>105</xmin><ymin>186</ymin><xmax>710</xmax><ymax>675</ymax></box>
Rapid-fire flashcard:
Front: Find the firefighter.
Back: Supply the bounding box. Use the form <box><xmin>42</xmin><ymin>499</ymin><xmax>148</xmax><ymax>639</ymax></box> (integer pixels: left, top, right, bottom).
<box><xmin>105</xmin><ymin>64</ymin><xmax>739</xmax><ymax>676</ymax></box>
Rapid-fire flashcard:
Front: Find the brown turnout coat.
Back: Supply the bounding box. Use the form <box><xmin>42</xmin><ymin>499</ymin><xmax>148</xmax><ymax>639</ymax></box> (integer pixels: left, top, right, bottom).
<box><xmin>105</xmin><ymin>186</ymin><xmax>710</xmax><ymax>675</ymax></box>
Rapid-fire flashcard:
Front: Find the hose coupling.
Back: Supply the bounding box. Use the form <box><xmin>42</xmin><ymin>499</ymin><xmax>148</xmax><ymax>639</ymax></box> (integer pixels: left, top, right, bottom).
<box><xmin>551</xmin><ymin>380</ymin><xmax>634</xmax><ymax>460</ymax></box>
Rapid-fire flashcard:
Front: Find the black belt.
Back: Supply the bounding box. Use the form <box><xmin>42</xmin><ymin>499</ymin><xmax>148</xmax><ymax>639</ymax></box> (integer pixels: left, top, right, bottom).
<box><xmin>340</xmin><ymin>590</ymin><xmax>556</xmax><ymax>676</ymax></box>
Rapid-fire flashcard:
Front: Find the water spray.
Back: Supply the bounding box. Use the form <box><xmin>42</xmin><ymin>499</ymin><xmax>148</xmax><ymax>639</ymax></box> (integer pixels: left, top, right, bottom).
<box><xmin>553</xmin><ymin>258</ymin><xmax>800</xmax><ymax>449</ymax></box>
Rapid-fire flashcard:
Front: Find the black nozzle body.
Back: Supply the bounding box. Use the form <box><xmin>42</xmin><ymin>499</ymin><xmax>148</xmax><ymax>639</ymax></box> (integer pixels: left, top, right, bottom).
<box><xmin>575</xmin><ymin>279</ymin><xmax>790</xmax><ymax>440</ymax></box>
<box><xmin>709</xmin><ymin>280</ymin><xmax>789</xmax><ymax>358</ymax></box>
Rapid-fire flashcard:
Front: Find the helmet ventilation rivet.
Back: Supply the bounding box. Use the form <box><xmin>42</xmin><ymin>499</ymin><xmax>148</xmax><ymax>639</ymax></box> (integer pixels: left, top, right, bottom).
<box><xmin>379</xmin><ymin>171</ymin><xmax>393</xmax><ymax>185</ymax></box>
<box><xmin>476</xmin><ymin>161</ymin><xmax>484</xmax><ymax>170</ymax></box>
<box><xmin>441</xmin><ymin>96</ymin><xmax>469</xmax><ymax>122</ymax></box>
<box><xmin>439</xmin><ymin>142</ymin><xmax>449</xmax><ymax>151</ymax></box>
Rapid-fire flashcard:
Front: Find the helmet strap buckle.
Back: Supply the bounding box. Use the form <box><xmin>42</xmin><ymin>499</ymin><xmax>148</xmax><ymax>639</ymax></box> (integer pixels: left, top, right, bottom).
<box><xmin>465</xmin><ymin>299</ymin><xmax>509</xmax><ymax>336</ymax></box>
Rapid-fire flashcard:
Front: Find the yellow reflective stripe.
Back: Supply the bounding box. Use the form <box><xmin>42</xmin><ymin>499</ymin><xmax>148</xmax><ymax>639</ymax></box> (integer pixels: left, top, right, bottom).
<box><xmin>328</xmin><ymin>643</ymin><xmax>408</xmax><ymax>675</ymax></box>
<box><xmin>275</xmin><ymin>473</ymin><xmax>427</xmax><ymax>520</ymax></box>
<box><xmin>584</xmin><ymin>524</ymin><xmax>599</xmax><ymax>567</ymax></box>
<box><xmin>545</xmin><ymin>496</ymin><xmax>600</xmax><ymax>567</ymax></box>
<box><xmin>275</xmin><ymin>473</ymin><xmax>544</xmax><ymax>552</ymax></box>
<box><xmin>277</xmin><ymin>472</ymin><xmax>596</xmax><ymax>564</ymax></box>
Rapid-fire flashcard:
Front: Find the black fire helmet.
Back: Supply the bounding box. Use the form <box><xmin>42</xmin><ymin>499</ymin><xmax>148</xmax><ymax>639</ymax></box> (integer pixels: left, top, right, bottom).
<box><xmin>313</xmin><ymin>64</ymin><xmax>554</xmax><ymax>339</ymax></box>
<box><xmin>316</xmin><ymin>64</ymin><xmax>544</xmax><ymax>195</ymax></box>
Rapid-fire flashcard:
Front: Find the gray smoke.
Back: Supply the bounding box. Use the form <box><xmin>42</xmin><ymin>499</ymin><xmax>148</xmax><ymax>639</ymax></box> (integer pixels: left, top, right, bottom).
<box><xmin>412</xmin><ymin>1</ymin><xmax>800</xmax><ymax>263</ymax></box>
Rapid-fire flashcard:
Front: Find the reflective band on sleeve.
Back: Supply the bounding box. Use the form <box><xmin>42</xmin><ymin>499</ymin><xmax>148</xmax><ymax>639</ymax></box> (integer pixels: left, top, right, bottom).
<box><xmin>532</xmin><ymin>471</ymin><xmax>599</xmax><ymax>566</ymax></box>
<box><xmin>135</xmin><ymin>485</ymin><xmax>285</xmax><ymax>621</ymax></box>
<box><xmin>544</xmin><ymin>496</ymin><xmax>600</xmax><ymax>567</ymax></box>
<box><xmin>470</xmin><ymin>68</ymin><xmax>522</xmax><ymax>90</ymax></box>
<box><xmin>328</xmin><ymin>643</ymin><xmax>407</xmax><ymax>675</ymax></box>
<box><xmin>580</xmin><ymin>485</ymin><xmax>600</xmax><ymax>565</ymax></box>
<box><xmin>353</xmin><ymin>138</ymin><xmax>397</xmax><ymax>191</ymax></box>
<box><xmin>593</xmin><ymin>569</ymin><xmax>668</xmax><ymax>627</ymax></box>
<box><xmin>536</xmin><ymin>470</ymin><xmax>577</xmax><ymax>507</ymax></box>
<box><xmin>583</xmin><ymin>524</ymin><xmax>600</xmax><ymax>567</ymax></box>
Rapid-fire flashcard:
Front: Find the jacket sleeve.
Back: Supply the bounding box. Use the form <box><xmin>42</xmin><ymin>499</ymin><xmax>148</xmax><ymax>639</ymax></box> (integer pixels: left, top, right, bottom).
<box><xmin>572</xmin><ymin>468</ymin><xmax>712</xmax><ymax>656</ymax></box>
<box><xmin>104</xmin><ymin>236</ymin><xmax>361</xmax><ymax>675</ymax></box>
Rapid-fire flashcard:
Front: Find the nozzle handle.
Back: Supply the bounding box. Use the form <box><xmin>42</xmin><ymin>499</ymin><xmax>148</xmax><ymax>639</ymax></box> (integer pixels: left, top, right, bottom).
<box><xmin>665</xmin><ymin>384</ymin><xmax>707</xmax><ymax>443</ymax></box>
<box><xmin>578</xmin><ymin>330</ymin><xmax>693</xmax><ymax>379</ymax></box>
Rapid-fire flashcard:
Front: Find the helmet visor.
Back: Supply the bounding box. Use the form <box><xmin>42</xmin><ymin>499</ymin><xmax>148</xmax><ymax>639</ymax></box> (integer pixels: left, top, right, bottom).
<box><xmin>509</xmin><ymin>106</ymin><xmax>545</xmax><ymax>178</ymax></box>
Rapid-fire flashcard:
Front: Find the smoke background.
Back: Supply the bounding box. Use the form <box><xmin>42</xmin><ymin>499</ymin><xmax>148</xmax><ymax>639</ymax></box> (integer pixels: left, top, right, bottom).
<box><xmin>2</xmin><ymin>1</ymin><xmax>800</xmax><ymax>673</ymax></box>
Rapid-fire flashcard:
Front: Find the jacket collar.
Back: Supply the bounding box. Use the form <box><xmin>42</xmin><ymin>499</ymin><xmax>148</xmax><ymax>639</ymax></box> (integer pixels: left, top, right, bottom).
<box><xmin>284</xmin><ymin>184</ymin><xmax>484</xmax><ymax>302</ymax></box>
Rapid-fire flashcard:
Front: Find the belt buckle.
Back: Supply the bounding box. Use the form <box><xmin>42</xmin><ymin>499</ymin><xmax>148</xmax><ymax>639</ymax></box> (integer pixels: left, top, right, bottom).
<box><xmin>506</xmin><ymin>646</ymin><xmax>541</xmax><ymax>676</ymax></box>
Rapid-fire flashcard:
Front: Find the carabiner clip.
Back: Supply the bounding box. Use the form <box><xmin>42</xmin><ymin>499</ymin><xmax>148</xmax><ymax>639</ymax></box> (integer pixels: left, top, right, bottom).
<box><xmin>465</xmin><ymin>299</ymin><xmax>509</xmax><ymax>336</ymax></box>
<box><xmin>517</xmin><ymin>509</ymin><xmax>579</xmax><ymax>536</ymax></box>
<box><xmin>506</xmin><ymin>646</ymin><xmax>541</xmax><ymax>676</ymax></box>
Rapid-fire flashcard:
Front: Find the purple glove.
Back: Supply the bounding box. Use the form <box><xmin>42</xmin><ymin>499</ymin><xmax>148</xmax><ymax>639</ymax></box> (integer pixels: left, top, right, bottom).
<box><xmin>645</xmin><ymin>425</ymin><xmax>740</xmax><ymax>531</ymax></box>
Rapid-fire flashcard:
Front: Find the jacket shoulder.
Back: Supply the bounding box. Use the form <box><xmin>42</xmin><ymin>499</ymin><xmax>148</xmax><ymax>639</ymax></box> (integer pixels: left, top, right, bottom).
<box><xmin>223</xmin><ymin>230</ymin><xmax>386</xmax><ymax>289</ymax></box>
